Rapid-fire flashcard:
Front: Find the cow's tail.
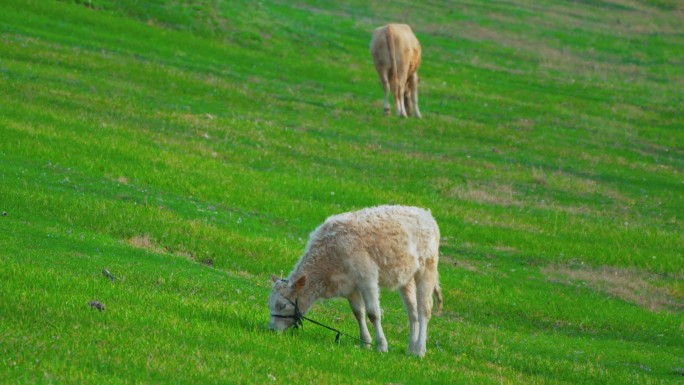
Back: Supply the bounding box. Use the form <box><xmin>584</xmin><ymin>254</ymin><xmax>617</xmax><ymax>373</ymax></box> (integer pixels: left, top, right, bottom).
<box><xmin>385</xmin><ymin>25</ymin><xmax>399</xmax><ymax>103</ymax></box>
<box><xmin>433</xmin><ymin>282</ymin><xmax>443</xmax><ymax>316</ymax></box>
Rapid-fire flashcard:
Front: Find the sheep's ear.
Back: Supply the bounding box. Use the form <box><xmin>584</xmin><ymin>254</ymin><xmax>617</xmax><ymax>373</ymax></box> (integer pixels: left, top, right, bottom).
<box><xmin>270</xmin><ymin>274</ymin><xmax>280</xmax><ymax>284</ymax></box>
<box><xmin>293</xmin><ymin>275</ymin><xmax>306</xmax><ymax>293</ymax></box>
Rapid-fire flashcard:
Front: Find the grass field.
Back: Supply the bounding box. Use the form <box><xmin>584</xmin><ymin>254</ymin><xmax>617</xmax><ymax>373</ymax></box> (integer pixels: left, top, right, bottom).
<box><xmin>1</xmin><ymin>0</ymin><xmax>683</xmax><ymax>383</ymax></box>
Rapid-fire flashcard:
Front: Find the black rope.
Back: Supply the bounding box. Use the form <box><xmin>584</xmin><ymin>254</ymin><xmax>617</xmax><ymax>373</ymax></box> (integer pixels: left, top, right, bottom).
<box><xmin>271</xmin><ymin>298</ymin><xmax>374</xmax><ymax>347</ymax></box>
<box><xmin>299</xmin><ymin>315</ymin><xmax>343</xmax><ymax>344</ymax></box>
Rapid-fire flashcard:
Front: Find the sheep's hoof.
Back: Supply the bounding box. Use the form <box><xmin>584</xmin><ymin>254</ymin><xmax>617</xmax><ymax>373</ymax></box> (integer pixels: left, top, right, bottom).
<box><xmin>383</xmin><ymin>108</ymin><xmax>390</xmax><ymax>116</ymax></box>
<box><xmin>410</xmin><ymin>347</ymin><xmax>426</xmax><ymax>357</ymax></box>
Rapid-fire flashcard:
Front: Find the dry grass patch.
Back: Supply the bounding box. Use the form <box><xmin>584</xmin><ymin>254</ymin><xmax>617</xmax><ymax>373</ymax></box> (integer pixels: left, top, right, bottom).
<box><xmin>126</xmin><ymin>234</ymin><xmax>207</xmax><ymax>265</ymax></box>
<box><xmin>493</xmin><ymin>245</ymin><xmax>517</xmax><ymax>253</ymax></box>
<box><xmin>546</xmin><ymin>170</ymin><xmax>598</xmax><ymax>194</ymax></box>
<box><xmin>535</xmin><ymin>201</ymin><xmax>593</xmax><ymax>216</ymax></box>
<box><xmin>126</xmin><ymin>234</ymin><xmax>165</xmax><ymax>254</ymax></box>
<box><xmin>441</xmin><ymin>254</ymin><xmax>476</xmax><ymax>271</ymax></box>
<box><xmin>446</xmin><ymin>181</ymin><xmax>519</xmax><ymax>207</ymax></box>
<box><xmin>433</xmin><ymin>10</ymin><xmax>669</xmax><ymax>83</ymax></box>
<box><xmin>543</xmin><ymin>264</ymin><xmax>684</xmax><ymax>312</ymax></box>
<box><xmin>440</xmin><ymin>254</ymin><xmax>502</xmax><ymax>276</ymax></box>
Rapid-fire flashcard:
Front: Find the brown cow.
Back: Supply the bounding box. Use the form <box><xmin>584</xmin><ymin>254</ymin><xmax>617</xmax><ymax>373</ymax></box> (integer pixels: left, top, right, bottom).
<box><xmin>370</xmin><ymin>24</ymin><xmax>422</xmax><ymax>118</ymax></box>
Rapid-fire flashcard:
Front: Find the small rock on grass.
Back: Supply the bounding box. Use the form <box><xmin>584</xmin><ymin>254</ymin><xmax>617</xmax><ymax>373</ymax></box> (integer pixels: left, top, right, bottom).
<box><xmin>200</xmin><ymin>258</ymin><xmax>214</xmax><ymax>267</ymax></box>
<box><xmin>88</xmin><ymin>301</ymin><xmax>106</xmax><ymax>311</ymax></box>
<box><xmin>102</xmin><ymin>268</ymin><xmax>117</xmax><ymax>281</ymax></box>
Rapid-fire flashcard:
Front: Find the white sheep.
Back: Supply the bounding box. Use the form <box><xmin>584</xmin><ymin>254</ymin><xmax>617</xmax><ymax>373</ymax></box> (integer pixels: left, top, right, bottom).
<box><xmin>268</xmin><ymin>205</ymin><xmax>442</xmax><ymax>356</ymax></box>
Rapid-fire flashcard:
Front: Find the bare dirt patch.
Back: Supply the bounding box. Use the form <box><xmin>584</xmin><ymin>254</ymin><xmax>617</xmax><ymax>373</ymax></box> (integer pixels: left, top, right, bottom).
<box><xmin>542</xmin><ymin>264</ymin><xmax>684</xmax><ymax>312</ymax></box>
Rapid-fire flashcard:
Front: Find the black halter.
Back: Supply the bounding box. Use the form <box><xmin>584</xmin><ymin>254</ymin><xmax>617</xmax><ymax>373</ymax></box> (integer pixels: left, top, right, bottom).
<box><xmin>269</xmin><ymin>279</ymin><xmax>375</xmax><ymax>346</ymax></box>
<box><xmin>270</xmin><ymin>298</ymin><xmax>304</xmax><ymax>329</ymax></box>
<box><xmin>270</xmin><ymin>297</ymin><xmax>374</xmax><ymax>346</ymax></box>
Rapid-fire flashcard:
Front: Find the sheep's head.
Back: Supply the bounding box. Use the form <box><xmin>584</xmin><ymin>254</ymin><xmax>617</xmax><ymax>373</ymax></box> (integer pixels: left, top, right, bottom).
<box><xmin>267</xmin><ymin>274</ymin><xmax>306</xmax><ymax>331</ymax></box>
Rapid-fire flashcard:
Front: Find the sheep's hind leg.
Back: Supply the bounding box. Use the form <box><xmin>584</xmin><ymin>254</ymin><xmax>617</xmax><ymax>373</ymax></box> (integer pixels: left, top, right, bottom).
<box><xmin>414</xmin><ymin>268</ymin><xmax>437</xmax><ymax>357</ymax></box>
<box><xmin>399</xmin><ymin>279</ymin><xmax>420</xmax><ymax>354</ymax></box>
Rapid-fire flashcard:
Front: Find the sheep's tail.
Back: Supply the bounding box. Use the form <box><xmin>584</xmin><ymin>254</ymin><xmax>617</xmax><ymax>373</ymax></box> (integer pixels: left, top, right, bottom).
<box><xmin>433</xmin><ymin>282</ymin><xmax>443</xmax><ymax>316</ymax></box>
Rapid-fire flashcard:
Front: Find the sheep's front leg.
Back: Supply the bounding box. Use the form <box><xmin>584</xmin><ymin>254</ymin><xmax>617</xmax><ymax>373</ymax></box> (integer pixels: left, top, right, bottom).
<box><xmin>347</xmin><ymin>289</ymin><xmax>372</xmax><ymax>348</ymax></box>
<box><xmin>361</xmin><ymin>285</ymin><xmax>388</xmax><ymax>352</ymax></box>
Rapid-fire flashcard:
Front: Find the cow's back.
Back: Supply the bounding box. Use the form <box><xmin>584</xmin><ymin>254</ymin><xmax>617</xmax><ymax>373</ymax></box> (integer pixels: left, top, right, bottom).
<box><xmin>370</xmin><ymin>24</ymin><xmax>420</xmax><ymax>74</ymax></box>
<box><xmin>370</xmin><ymin>25</ymin><xmax>391</xmax><ymax>69</ymax></box>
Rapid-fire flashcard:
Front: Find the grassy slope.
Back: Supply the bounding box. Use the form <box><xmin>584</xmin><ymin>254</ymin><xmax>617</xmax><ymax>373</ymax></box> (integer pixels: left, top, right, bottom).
<box><xmin>1</xmin><ymin>0</ymin><xmax>682</xmax><ymax>384</ymax></box>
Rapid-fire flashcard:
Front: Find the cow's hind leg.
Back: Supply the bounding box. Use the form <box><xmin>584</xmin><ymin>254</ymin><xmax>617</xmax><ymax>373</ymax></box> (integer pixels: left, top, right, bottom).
<box><xmin>381</xmin><ymin>70</ymin><xmax>391</xmax><ymax>116</ymax></box>
<box><xmin>414</xmin><ymin>261</ymin><xmax>438</xmax><ymax>357</ymax></box>
<box><xmin>404</xmin><ymin>91</ymin><xmax>413</xmax><ymax>116</ymax></box>
<box><xmin>360</xmin><ymin>284</ymin><xmax>388</xmax><ymax>352</ymax></box>
<box><xmin>395</xmin><ymin>81</ymin><xmax>408</xmax><ymax>118</ymax></box>
<box><xmin>409</xmin><ymin>73</ymin><xmax>421</xmax><ymax>119</ymax></box>
<box><xmin>347</xmin><ymin>289</ymin><xmax>372</xmax><ymax>348</ymax></box>
<box><xmin>406</xmin><ymin>73</ymin><xmax>421</xmax><ymax>118</ymax></box>
<box><xmin>399</xmin><ymin>279</ymin><xmax>419</xmax><ymax>354</ymax></box>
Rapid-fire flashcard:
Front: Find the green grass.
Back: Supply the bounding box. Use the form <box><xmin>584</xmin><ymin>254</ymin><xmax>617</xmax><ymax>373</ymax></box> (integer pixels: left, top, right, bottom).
<box><xmin>1</xmin><ymin>0</ymin><xmax>683</xmax><ymax>383</ymax></box>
